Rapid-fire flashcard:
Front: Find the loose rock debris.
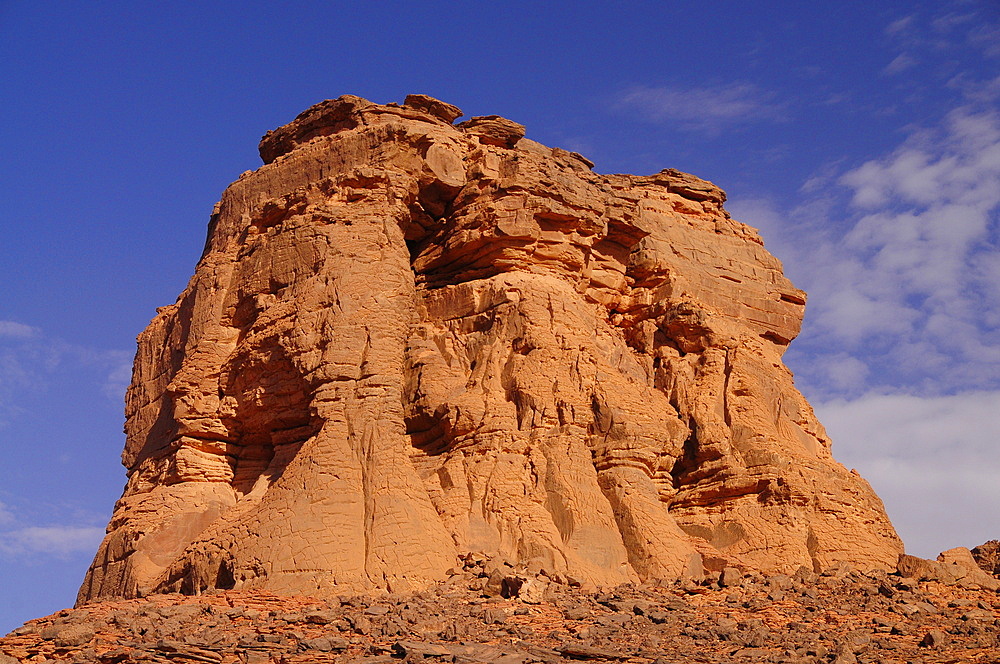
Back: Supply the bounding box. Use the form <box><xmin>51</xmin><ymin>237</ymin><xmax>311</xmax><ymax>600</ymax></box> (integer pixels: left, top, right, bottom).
<box><xmin>5</xmin><ymin>563</ymin><xmax>1000</xmax><ymax>663</ymax></box>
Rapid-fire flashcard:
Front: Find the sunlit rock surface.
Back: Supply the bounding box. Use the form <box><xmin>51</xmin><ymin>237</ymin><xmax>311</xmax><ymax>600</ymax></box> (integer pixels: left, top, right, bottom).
<box><xmin>79</xmin><ymin>95</ymin><xmax>902</xmax><ymax>603</ymax></box>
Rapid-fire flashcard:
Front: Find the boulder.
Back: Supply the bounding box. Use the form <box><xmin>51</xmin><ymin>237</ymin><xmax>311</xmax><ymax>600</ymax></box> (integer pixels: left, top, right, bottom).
<box><xmin>896</xmin><ymin>551</ymin><xmax>1000</xmax><ymax>591</ymax></box>
<box><xmin>971</xmin><ymin>540</ymin><xmax>1000</xmax><ymax>576</ymax></box>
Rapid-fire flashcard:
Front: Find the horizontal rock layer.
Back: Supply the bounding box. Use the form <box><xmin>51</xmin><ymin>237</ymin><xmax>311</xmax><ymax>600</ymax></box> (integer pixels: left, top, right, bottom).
<box><xmin>79</xmin><ymin>95</ymin><xmax>901</xmax><ymax>603</ymax></box>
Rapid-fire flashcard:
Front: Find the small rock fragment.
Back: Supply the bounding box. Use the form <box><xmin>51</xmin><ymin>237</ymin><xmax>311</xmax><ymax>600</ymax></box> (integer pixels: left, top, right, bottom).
<box><xmin>919</xmin><ymin>629</ymin><xmax>948</xmax><ymax>647</ymax></box>
<box><xmin>557</xmin><ymin>642</ymin><xmax>623</xmax><ymax>660</ymax></box>
<box><xmin>719</xmin><ymin>567</ymin><xmax>742</xmax><ymax>588</ymax></box>
<box><xmin>391</xmin><ymin>640</ymin><xmax>454</xmax><ymax>658</ymax></box>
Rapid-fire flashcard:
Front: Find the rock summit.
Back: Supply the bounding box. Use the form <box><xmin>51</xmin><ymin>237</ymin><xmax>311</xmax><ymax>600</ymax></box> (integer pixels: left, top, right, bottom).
<box><xmin>79</xmin><ymin>94</ymin><xmax>902</xmax><ymax>604</ymax></box>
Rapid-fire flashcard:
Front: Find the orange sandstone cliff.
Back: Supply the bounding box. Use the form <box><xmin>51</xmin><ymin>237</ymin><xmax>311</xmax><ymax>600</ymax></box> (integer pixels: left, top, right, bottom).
<box><xmin>78</xmin><ymin>94</ymin><xmax>902</xmax><ymax>604</ymax></box>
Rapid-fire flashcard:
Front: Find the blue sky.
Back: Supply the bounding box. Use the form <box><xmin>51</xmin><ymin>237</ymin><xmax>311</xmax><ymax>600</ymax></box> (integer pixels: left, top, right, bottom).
<box><xmin>1</xmin><ymin>0</ymin><xmax>998</xmax><ymax>633</ymax></box>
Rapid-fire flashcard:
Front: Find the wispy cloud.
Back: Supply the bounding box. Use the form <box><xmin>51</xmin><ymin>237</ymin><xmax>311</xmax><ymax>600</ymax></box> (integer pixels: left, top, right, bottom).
<box><xmin>885</xmin><ymin>15</ymin><xmax>917</xmax><ymax>39</ymax></box>
<box><xmin>0</xmin><ymin>501</ymin><xmax>105</xmax><ymax>559</ymax></box>
<box><xmin>0</xmin><ymin>322</ymin><xmax>131</xmax><ymax>426</ymax></box>
<box><xmin>817</xmin><ymin>390</ymin><xmax>1000</xmax><ymax>557</ymax></box>
<box><xmin>0</xmin><ymin>321</ymin><xmax>38</xmax><ymax>339</ymax></box>
<box><xmin>100</xmin><ymin>351</ymin><xmax>133</xmax><ymax>400</ymax></box>
<box><xmin>949</xmin><ymin>74</ymin><xmax>1000</xmax><ymax>105</ymax></box>
<box><xmin>967</xmin><ymin>20</ymin><xmax>1000</xmax><ymax>58</ymax></box>
<box><xmin>616</xmin><ymin>83</ymin><xmax>787</xmax><ymax>133</ymax></box>
<box><xmin>930</xmin><ymin>11</ymin><xmax>975</xmax><ymax>34</ymax></box>
<box><xmin>882</xmin><ymin>4</ymin><xmax>1000</xmax><ymax>81</ymax></box>
<box><xmin>0</xmin><ymin>501</ymin><xmax>14</xmax><ymax>526</ymax></box>
<box><xmin>0</xmin><ymin>525</ymin><xmax>105</xmax><ymax>557</ymax></box>
<box><xmin>883</xmin><ymin>52</ymin><xmax>917</xmax><ymax>75</ymax></box>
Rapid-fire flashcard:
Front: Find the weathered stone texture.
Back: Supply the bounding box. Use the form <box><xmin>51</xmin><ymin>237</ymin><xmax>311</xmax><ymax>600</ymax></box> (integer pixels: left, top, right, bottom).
<box><xmin>971</xmin><ymin>540</ymin><xmax>1000</xmax><ymax>576</ymax></box>
<box><xmin>79</xmin><ymin>95</ymin><xmax>901</xmax><ymax>604</ymax></box>
<box><xmin>895</xmin><ymin>549</ymin><xmax>1000</xmax><ymax>591</ymax></box>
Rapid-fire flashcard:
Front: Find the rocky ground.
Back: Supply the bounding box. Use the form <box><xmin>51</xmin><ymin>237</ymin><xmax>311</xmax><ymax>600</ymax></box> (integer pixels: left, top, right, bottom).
<box><xmin>4</xmin><ymin>555</ymin><xmax>1000</xmax><ymax>664</ymax></box>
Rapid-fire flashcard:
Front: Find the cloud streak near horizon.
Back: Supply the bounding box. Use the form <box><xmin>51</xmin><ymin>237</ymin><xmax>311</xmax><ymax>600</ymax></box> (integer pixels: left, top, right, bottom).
<box><xmin>817</xmin><ymin>390</ymin><xmax>1000</xmax><ymax>557</ymax></box>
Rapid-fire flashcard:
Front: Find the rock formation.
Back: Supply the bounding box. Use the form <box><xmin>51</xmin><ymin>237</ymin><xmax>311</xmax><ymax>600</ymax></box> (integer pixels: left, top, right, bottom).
<box><xmin>896</xmin><ymin>549</ymin><xmax>1000</xmax><ymax>591</ymax></box>
<box><xmin>972</xmin><ymin>540</ymin><xmax>1000</xmax><ymax>576</ymax></box>
<box><xmin>78</xmin><ymin>94</ymin><xmax>902</xmax><ymax>604</ymax></box>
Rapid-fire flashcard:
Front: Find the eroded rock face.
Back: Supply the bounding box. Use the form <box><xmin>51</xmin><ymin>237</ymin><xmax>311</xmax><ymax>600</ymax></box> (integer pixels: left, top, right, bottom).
<box><xmin>971</xmin><ymin>540</ymin><xmax>1000</xmax><ymax>576</ymax></box>
<box><xmin>78</xmin><ymin>95</ymin><xmax>901</xmax><ymax>604</ymax></box>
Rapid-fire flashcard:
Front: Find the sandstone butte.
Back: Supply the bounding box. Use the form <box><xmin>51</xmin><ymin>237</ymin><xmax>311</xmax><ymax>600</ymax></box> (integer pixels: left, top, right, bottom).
<box><xmin>78</xmin><ymin>94</ymin><xmax>904</xmax><ymax>605</ymax></box>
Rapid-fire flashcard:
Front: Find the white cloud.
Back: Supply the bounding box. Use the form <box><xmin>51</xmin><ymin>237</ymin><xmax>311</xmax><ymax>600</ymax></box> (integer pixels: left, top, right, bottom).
<box><xmin>885</xmin><ymin>15</ymin><xmax>916</xmax><ymax>39</ymax></box>
<box><xmin>616</xmin><ymin>83</ymin><xmax>786</xmax><ymax>133</ymax></box>
<box><xmin>807</xmin><ymin>353</ymin><xmax>870</xmax><ymax>393</ymax></box>
<box><xmin>0</xmin><ymin>321</ymin><xmax>38</xmax><ymax>339</ymax></box>
<box><xmin>817</xmin><ymin>390</ymin><xmax>1000</xmax><ymax>558</ymax></box>
<box><xmin>0</xmin><ymin>526</ymin><xmax>105</xmax><ymax>558</ymax></box>
<box><xmin>734</xmin><ymin>103</ymin><xmax>1000</xmax><ymax>398</ymax></box>
<box><xmin>968</xmin><ymin>21</ymin><xmax>1000</xmax><ymax>58</ymax></box>
<box><xmin>830</xmin><ymin>106</ymin><xmax>1000</xmax><ymax>343</ymax></box>
<box><xmin>0</xmin><ymin>501</ymin><xmax>106</xmax><ymax>559</ymax></box>
<box><xmin>931</xmin><ymin>11</ymin><xmax>975</xmax><ymax>34</ymax></box>
<box><xmin>883</xmin><ymin>53</ymin><xmax>917</xmax><ymax>75</ymax></box>
<box><xmin>726</xmin><ymin>197</ymin><xmax>786</xmax><ymax>245</ymax></box>
<box><xmin>841</xmin><ymin>109</ymin><xmax>1000</xmax><ymax>210</ymax></box>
